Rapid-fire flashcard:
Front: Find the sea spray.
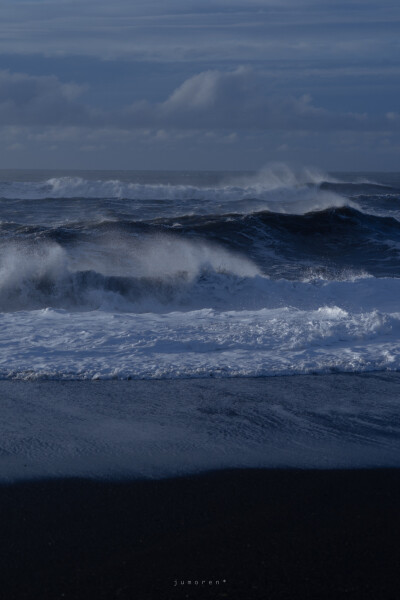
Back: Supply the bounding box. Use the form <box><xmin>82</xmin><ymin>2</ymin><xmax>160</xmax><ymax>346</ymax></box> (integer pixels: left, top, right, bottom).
<box><xmin>0</xmin><ymin>166</ymin><xmax>399</xmax><ymax>377</ymax></box>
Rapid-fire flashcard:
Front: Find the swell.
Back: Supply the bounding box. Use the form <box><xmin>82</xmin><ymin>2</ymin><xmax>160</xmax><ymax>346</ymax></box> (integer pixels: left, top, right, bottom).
<box><xmin>151</xmin><ymin>206</ymin><xmax>400</xmax><ymax>277</ymax></box>
<box><xmin>2</xmin><ymin>206</ymin><xmax>400</xmax><ymax>278</ymax></box>
<box><xmin>3</xmin><ymin>205</ymin><xmax>400</xmax><ymax>239</ymax></box>
<box><xmin>320</xmin><ymin>181</ymin><xmax>400</xmax><ymax>196</ymax></box>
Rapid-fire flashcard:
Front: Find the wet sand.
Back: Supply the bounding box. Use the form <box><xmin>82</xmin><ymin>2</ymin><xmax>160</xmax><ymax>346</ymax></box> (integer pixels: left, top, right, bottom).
<box><xmin>1</xmin><ymin>373</ymin><xmax>400</xmax><ymax>481</ymax></box>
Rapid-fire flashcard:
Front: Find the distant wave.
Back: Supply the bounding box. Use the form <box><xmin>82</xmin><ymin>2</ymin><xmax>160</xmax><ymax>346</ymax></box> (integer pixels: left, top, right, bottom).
<box><xmin>0</xmin><ymin>164</ymin><xmax>352</xmax><ymax>217</ymax></box>
<box><xmin>1</xmin><ymin>165</ymin><xmax>397</xmax><ymax>204</ymax></box>
<box><xmin>0</xmin><ymin>175</ymin><xmax>347</xmax><ymax>212</ymax></box>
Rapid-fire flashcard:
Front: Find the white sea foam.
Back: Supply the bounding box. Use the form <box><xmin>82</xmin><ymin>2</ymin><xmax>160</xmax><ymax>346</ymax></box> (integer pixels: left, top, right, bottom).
<box><xmin>0</xmin><ymin>287</ymin><xmax>400</xmax><ymax>380</ymax></box>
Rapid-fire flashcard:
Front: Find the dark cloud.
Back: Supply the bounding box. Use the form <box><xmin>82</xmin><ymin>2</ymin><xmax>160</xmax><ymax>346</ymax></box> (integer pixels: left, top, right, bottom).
<box><xmin>0</xmin><ymin>70</ymin><xmax>98</xmax><ymax>126</ymax></box>
<box><xmin>0</xmin><ymin>0</ymin><xmax>398</xmax><ymax>168</ymax></box>
<box><xmin>121</xmin><ymin>67</ymin><xmax>383</xmax><ymax>132</ymax></box>
<box><xmin>0</xmin><ymin>67</ymin><xmax>396</xmax><ymax>134</ymax></box>
<box><xmin>0</xmin><ymin>0</ymin><xmax>398</xmax><ymax>63</ymax></box>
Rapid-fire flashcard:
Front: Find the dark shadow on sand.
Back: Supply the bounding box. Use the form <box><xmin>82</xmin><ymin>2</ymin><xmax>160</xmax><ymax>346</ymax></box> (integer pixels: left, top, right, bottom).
<box><xmin>1</xmin><ymin>469</ymin><xmax>400</xmax><ymax>599</ymax></box>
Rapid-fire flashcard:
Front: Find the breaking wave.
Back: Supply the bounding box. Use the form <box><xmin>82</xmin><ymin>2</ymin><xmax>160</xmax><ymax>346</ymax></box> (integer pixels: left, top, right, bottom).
<box><xmin>0</xmin><ymin>165</ymin><xmax>399</xmax><ymax>380</ymax></box>
<box><xmin>2</xmin><ymin>204</ymin><xmax>400</xmax><ymax>279</ymax></box>
<box><xmin>1</xmin><ymin>235</ymin><xmax>400</xmax><ymax>315</ymax></box>
<box><xmin>0</xmin><ymin>237</ymin><xmax>261</xmax><ymax>312</ymax></box>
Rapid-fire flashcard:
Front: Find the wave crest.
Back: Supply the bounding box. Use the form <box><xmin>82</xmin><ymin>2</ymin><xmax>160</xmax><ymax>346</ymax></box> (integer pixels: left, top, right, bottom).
<box><xmin>0</xmin><ymin>164</ymin><xmax>351</xmax><ymax>217</ymax></box>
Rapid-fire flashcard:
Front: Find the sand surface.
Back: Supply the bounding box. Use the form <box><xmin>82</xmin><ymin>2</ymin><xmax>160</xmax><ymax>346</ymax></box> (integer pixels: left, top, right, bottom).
<box><xmin>1</xmin><ymin>374</ymin><xmax>400</xmax><ymax>480</ymax></box>
<box><xmin>1</xmin><ymin>469</ymin><xmax>400</xmax><ymax>599</ymax></box>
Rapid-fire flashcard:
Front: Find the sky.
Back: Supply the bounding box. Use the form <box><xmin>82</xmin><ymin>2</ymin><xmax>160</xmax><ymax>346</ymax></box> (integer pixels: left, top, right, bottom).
<box><xmin>0</xmin><ymin>0</ymin><xmax>399</xmax><ymax>171</ymax></box>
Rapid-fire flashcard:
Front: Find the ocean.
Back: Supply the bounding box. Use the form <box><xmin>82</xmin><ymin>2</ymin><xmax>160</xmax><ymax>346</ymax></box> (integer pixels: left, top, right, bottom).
<box><xmin>1</xmin><ymin>166</ymin><xmax>400</xmax><ymax>379</ymax></box>
<box><xmin>1</xmin><ymin>165</ymin><xmax>400</xmax><ymax>479</ymax></box>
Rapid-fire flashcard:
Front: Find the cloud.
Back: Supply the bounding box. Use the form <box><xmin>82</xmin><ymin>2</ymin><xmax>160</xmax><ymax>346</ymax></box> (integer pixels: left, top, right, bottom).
<box><xmin>122</xmin><ymin>67</ymin><xmax>377</xmax><ymax>132</ymax></box>
<box><xmin>0</xmin><ymin>70</ymin><xmax>98</xmax><ymax>126</ymax></box>
<box><xmin>0</xmin><ymin>66</ymin><xmax>398</xmax><ymax>137</ymax></box>
<box><xmin>0</xmin><ymin>0</ymin><xmax>398</xmax><ymax>63</ymax></box>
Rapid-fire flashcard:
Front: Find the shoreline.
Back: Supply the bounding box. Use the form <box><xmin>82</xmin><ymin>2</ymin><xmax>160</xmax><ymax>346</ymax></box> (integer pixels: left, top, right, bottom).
<box><xmin>1</xmin><ymin>468</ymin><xmax>400</xmax><ymax>599</ymax></box>
<box><xmin>1</xmin><ymin>373</ymin><xmax>400</xmax><ymax>482</ymax></box>
<box><xmin>1</xmin><ymin>369</ymin><xmax>400</xmax><ymax>380</ymax></box>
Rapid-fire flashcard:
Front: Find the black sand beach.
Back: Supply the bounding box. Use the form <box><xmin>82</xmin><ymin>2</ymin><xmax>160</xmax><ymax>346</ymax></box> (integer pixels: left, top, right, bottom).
<box><xmin>1</xmin><ymin>375</ymin><xmax>400</xmax><ymax>599</ymax></box>
<box><xmin>2</xmin><ymin>168</ymin><xmax>400</xmax><ymax>599</ymax></box>
<box><xmin>1</xmin><ymin>468</ymin><xmax>400</xmax><ymax>599</ymax></box>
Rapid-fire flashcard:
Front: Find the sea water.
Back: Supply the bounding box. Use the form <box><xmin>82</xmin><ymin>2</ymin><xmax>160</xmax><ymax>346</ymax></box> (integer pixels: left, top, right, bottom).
<box><xmin>1</xmin><ymin>165</ymin><xmax>400</xmax><ymax>379</ymax></box>
<box><xmin>1</xmin><ymin>165</ymin><xmax>400</xmax><ymax>479</ymax></box>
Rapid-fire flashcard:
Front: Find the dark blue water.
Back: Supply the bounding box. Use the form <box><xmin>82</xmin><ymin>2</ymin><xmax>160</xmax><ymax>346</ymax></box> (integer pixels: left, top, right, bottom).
<box><xmin>1</xmin><ymin>168</ymin><xmax>400</xmax><ymax>291</ymax></box>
